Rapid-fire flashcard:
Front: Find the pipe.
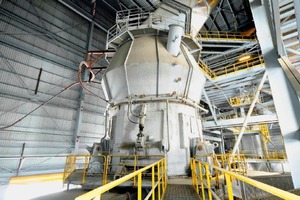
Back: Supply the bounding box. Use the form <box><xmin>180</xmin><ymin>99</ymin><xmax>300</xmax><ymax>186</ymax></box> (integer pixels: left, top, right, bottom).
<box><xmin>165</xmin><ymin>100</ymin><xmax>171</xmax><ymax>152</ymax></box>
<box><xmin>230</xmin><ymin>71</ymin><xmax>268</xmax><ymax>158</ymax></box>
<box><xmin>111</xmin><ymin>95</ymin><xmax>209</xmax><ymax>113</ymax></box>
<box><xmin>124</xmin><ymin>40</ymin><xmax>134</xmax><ymax>97</ymax></box>
<box><xmin>166</xmin><ymin>24</ymin><xmax>184</xmax><ymax>56</ymax></box>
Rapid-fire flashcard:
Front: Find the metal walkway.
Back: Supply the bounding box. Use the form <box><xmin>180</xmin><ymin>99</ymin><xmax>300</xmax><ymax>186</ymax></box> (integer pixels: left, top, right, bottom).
<box><xmin>164</xmin><ymin>184</ymin><xmax>199</xmax><ymax>200</ymax></box>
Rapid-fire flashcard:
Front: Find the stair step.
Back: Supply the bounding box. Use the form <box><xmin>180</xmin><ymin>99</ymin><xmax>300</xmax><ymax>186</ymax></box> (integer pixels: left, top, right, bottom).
<box><xmin>279</xmin><ymin>1</ymin><xmax>294</xmax><ymax>13</ymax></box>
<box><xmin>279</xmin><ymin>0</ymin><xmax>294</xmax><ymax>8</ymax></box>
<box><xmin>282</xmin><ymin>31</ymin><xmax>298</xmax><ymax>40</ymax></box>
<box><xmin>281</xmin><ymin>20</ymin><xmax>297</xmax><ymax>33</ymax></box>
<box><xmin>284</xmin><ymin>40</ymin><xmax>300</xmax><ymax>48</ymax></box>
<box><xmin>280</xmin><ymin>9</ymin><xmax>295</xmax><ymax>20</ymax></box>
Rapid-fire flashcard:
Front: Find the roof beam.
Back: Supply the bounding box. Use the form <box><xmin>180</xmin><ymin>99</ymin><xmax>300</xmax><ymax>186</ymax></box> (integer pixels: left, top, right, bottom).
<box><xmin>58</xmin><ymin>0</ymin><xmax>108</xmax><ymax>32</ymax></box>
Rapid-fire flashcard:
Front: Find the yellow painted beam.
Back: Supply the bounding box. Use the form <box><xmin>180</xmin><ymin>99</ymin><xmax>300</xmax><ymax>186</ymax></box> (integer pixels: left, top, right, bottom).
<box><xmin>9</xmin><ymin>173</ymin><xmax>63</xmax><ymax>184</ymax></box>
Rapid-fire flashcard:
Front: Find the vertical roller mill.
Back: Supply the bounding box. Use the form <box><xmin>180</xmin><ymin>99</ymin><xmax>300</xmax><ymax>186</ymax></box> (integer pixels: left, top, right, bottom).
<box><xmin>101</xmin><ymin>0</ymin><xmax>220</xmax><ymax>176</ymax></box>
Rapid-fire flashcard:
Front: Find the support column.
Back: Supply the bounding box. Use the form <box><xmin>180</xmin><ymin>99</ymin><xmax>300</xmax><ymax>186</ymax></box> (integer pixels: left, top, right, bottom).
<box><xmin>250</xmin><ymin>0</ymin><xmax>300</xmax><ymax>188</ymax></box>
<box><xmin>73</xmin><ymin>3</ymin><xmax>95</xmax><ymax>154</ymax></box>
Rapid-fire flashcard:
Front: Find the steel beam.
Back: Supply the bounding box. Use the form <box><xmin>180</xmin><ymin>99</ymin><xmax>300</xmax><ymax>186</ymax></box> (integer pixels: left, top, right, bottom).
<box><xmin>278</xmin><ymin>56</ymin><xmax>300</xmax><ymax>97</ymax></box>
<box><xmin>203</xmin><ymin>90</ymin><xmax>218</xmax><ymax>125</ymax></box>
<box><xmin>230</xmin><ymin>71</ymin><xmax>268</xmax><ymax>157</ymax></box>
<box><xmin>58</xmin><ymin>0</ymin><xmax>108</xmax><ymax>32</ymax></box>
<box><xmin>203</xmin><ymin>114</ymin><xmax>278</xmax><ymax>129</ymax></box>
<box><xmin>250</xmin><ymin>0</ymin><xmax>300</xmax><ymax>188</ymax></box>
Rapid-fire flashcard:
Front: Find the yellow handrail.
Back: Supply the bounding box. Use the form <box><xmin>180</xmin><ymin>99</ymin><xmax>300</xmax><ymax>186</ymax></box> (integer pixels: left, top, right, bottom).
<box><xmin>198</xmin><ymin>31</ymin><xmax>256</xmax><ymax>41</ymax></box>
<box><xmin>198</xmin><ymin>55</ymin><xmax>264</xmax><ymax>80</ymax></box>
<box><xmin>75</xmin><ymin>158</ymin><xmax>167</xmax><ymax>200</ymax></box>
<box><xmin>191</xmin><ymin>158</ymin><xmax>300</xmax><ymax>200</ymax></box>
<box><xmin>63</xmin><ymin>155</ymin><xmax>107</xmax><ymax>185</ymax></box>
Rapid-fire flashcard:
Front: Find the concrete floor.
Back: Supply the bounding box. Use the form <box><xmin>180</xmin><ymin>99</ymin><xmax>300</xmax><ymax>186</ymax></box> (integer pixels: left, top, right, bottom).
<box><xmin>31</xmin><ymin>189</ymin><xmax>89</xmax><ymax>200</ymax></box>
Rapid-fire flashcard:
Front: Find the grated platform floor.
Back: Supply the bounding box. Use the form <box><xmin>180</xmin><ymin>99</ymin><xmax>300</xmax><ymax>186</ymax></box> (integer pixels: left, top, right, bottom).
<box><xmin>164</xmin><ymin>184</ymin><xmax>200</xmax><ymax>200</ymax></box>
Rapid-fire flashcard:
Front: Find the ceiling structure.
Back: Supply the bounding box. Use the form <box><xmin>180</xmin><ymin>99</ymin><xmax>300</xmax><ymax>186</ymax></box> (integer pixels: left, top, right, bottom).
<box><xmin>0</xmin><ymin>0</ymin><xmax>299</xmax><ymax>187</ymax></box>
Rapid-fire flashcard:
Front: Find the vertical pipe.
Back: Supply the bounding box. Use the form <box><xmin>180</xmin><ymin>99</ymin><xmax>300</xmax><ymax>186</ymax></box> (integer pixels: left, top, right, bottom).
<box><xmin>34</xmin><ymin>68</ymin><xmax>42</xmax><ymax>95</ymax></box>
<box><xmin>124</xmin><ymin>39</ymin><xmax>134</xmax><ymax>97</ymax></box>
<box><xmin>230</xmin><ymin>71</ymin><xmax>268</xmax><ymax>158</ymax></box>
<box><xmin>155</xmin><ymin>35</ymin><xmax>160</xmax><ymax>97</ymax></box>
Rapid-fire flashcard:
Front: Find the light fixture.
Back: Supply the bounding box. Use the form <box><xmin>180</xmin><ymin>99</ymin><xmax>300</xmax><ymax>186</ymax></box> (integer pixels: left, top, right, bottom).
<box><xmin>238</xmin><ymin>55</ymin><xmax>251</xmax><ymax>61</ymax></box>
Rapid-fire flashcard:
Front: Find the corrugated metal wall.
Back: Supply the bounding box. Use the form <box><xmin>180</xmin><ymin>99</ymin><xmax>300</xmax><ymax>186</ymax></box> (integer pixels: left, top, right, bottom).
<box><xmin>0</xmin><ymin>0</ymin><xmax>108</xmax><ymax>185</ymax></box>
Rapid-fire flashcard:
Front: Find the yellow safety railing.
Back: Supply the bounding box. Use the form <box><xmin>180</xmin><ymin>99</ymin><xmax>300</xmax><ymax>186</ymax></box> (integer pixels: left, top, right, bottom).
<box><xmin>63</xmin><ymin>155</ymin><xmax>107</xmax><ymax>185</ymax></box>
<box><xmin>198</xmin><ymin>59</ymin><xmax>216</xmax><ymax>78</ymax></box>
<box><xmin>240</xmin><ymin>150</ymin><xmax>286</xmax><ymax>160</ymax></box>
<box><xmin>198</xmin><ymin>55</ymin><xmax>264</xmax><ymax>80</ymax></box>
<box><xmin>106</xmin><ymin>154</ymin><xmax>163</xmax><ymax>185</ymax></box>
<box><xmin>214</xmin><ymin>55</ymin><xmax>264</xmax><ymax>78</ymax></box>
<box><xmin>191</xmin><ymin>158</ymin><xmax>300</xmax><ymax>200</ymax></box>
<box><xmin>63</xmin><ymin>155</ymin><xmax>77</xmax><ymax>182</ymax></box>
<box><xmin>198</xmin><ymin>31</ymin><xmax>256</xmax><ymax>42</ymax></box>
<box><xmin>229</xmin><ymin>94</ymin><xmax>261</xmax><ymax>107</ymax></box>
<box><xmin>75</xmin><ymin>157</ymin><xmax>167</xmax><ymax>200</ymax></box>
<box><xmin>216</xmin><ymin>154</ymin><xmax>247</xmax><ymax>175</ymax></box>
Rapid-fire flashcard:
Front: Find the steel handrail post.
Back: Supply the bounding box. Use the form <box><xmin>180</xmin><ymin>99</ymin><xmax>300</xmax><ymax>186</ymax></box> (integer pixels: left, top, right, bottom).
<box><xmin>152</xmin><ymin>166</ymin><xmax>155</xmax><ymax>200</ymax></box>
<box><xmin>225</xmin><ymin>173</ymin><xmax>234</xmax><ymax>200</ymax></box>
<box><xmin>199</xmin><ymin>161</ymin><xmax>205</xmax><ymax>200</ymax></box>
<box><xmin>205</xmin><ymin>164</ymin><xmax>212</xmax><ymax>200</ymax></box>
<box><xmin>82</xmin><ymin>156</ymin><xmax>88</xmax><ymax>184</ymax></box>
<box><xmin>157</xmin><ymin>162</ymin><xmax>161</xmax><ymax>200</ymax></box>
<box><xmin>138</xmin><ymin>172</ymin><xmax>142</xmax><ymax>200</ymax></box>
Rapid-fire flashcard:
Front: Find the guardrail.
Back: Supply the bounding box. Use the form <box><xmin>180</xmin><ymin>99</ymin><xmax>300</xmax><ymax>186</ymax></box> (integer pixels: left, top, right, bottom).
<box><xmin>199</xmin><ymin>55</ymin><xmax>264</xmax><ymax>80</ymax></box>
<box><xmin>75</xmin><ymin>157</ymin><xmax>167</xmax><ymax>200</ymax></box>
<box><xmin>63</xmin><ymin>155</ymin><xmax>107</xmax><ymax>185</ymax></box>
<box><xmin>106</xmin><ymin>155</ymin><xmax>163</xmax><ymax>186</ymax></box>
<box><xmin>198</xmin><ymin>31</ymin><xmax>256</xmax><ymax>42</ymax></box>
<box><xmin>240</xmin><ymin>150</ymin><xmax>287</xmax><ymax>160</ymax></box>
<box><xmin>63</xmin><ymin>154</ymin><xmax>164</xmax><ymax>187</ymax></box>
<box><xmin>107</xmin><ymin>11</ymin><xmax>186</xmax><ymax>46</ymax></box>
<box><xmin>191</xmin><ymin>158</ymin><xmax>300</xmax><ymax>200</ymax></box>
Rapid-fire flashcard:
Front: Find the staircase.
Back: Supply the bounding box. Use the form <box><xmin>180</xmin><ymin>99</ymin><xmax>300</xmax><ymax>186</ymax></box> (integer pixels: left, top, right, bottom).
<box><xmin>279</xmin><ymin>0</ymin><xmax>300</xmax><ymax>69</ymax></box>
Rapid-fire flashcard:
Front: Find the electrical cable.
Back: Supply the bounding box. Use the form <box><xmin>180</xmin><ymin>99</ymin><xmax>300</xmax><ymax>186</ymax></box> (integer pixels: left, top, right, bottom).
<box><xmin>0</xmin><ymin>82</ymin><xmax>80</xmax><ymax>130</ymax></box>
